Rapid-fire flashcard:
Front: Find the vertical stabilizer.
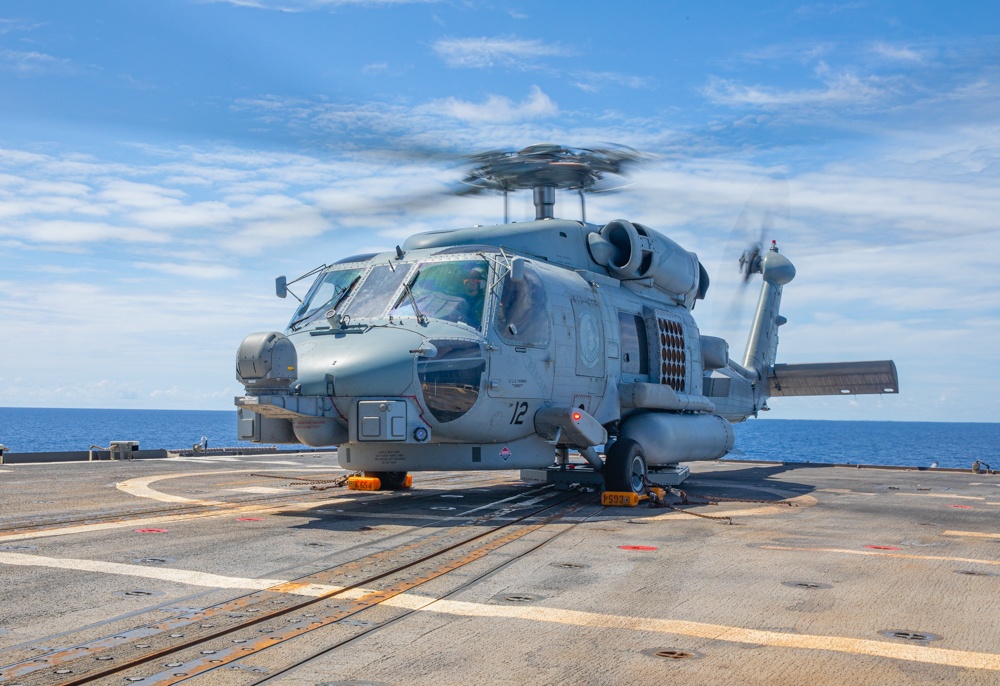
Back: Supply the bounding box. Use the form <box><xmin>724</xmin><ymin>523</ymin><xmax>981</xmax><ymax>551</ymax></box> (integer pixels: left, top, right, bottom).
<box><xmin>741</xmin><ymin>245</ymin><xmax>796</xmax><ymax>379</ymax></box>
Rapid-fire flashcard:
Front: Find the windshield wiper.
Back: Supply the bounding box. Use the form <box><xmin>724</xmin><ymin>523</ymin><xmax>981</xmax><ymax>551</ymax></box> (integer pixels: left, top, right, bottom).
<box><xmin>401</xmin><ymin>273</ymin><xmax>428</xmax><ymax>325</ymax></box>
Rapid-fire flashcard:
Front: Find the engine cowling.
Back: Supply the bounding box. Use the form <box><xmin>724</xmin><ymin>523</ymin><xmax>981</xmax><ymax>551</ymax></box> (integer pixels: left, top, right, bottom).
<box><xmin>588</xmin><ymin>219</ymin><xmax>703</xmax><ymax>302</ymax></box>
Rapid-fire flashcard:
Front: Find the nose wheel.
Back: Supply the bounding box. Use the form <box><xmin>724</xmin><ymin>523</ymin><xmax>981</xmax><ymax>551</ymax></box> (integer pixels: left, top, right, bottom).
<box><xmin>603</xmin><ymin>439</ymin><xmax>647</xmax><ymax>494</ymax></box>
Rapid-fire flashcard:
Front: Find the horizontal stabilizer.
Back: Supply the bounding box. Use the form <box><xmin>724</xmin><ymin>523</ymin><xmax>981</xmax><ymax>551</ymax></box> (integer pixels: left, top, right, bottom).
<box><xmin>768</xmin><ymin>360</ymin><xmax>898</xmax><ymax>397</ymax></box>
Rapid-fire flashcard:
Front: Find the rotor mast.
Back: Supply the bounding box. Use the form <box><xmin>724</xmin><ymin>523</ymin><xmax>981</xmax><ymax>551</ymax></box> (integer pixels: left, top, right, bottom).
<box><xmin>533</xmin><ymin>185</ymin><xmax>556</xmax><ymax>220</ymax></box>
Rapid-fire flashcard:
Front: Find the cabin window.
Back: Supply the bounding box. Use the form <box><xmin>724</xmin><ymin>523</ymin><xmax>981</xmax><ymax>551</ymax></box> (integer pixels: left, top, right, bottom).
<box><xmin>287</xmin><ymin>267</ymin><xmax>362</xmax><ymax>330</ymax></box>
<box><xmin>496</xmin><ymin>264</ymin><xmax>549</xmax><ymax>346</ymax></box>
<box><xmin>390</xmin><ymin>259</ymin><xmax>489</xmax><ymax>329</ymax></box>
<box><xmin>417</xmin><ymin>340</ymin><xmax>485</xmax><ymax>423</ymax></box>
<box><xmin>618</xmin><ymin>312</ymin><xmax>648</xmax><ymax>375</ymax></box>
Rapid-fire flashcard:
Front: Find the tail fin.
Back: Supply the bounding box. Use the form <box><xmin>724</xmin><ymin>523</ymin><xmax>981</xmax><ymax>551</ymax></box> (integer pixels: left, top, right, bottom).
<box><xmin>741</xmin><ymin>243</ymin><xmax>796</xmax><ymax>379</ymax></box>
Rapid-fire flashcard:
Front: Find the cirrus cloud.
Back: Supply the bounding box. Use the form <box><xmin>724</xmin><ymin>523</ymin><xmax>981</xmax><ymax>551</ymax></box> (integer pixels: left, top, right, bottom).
<box><xmin>432</xmin><ymin>35</ymin><xmax>572</xmax><ymax>69</ymax></box>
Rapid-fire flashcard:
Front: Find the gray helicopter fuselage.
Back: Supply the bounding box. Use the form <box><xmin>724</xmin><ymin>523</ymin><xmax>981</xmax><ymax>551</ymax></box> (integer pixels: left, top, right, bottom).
<box><xmin>235</xmin><ymin>217</ymin><xmax>759</xmax><ymax>473</ymax></box>
<box><xmin>236</xmin><ymin>143</ymin><xmax>897</xmax><ymax>491</ymax></box>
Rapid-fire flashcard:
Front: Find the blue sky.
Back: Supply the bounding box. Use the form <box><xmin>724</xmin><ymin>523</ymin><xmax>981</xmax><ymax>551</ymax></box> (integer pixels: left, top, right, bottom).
<box><xmin>1</xmin><ymin>1</ymin><xmax>998</xmax><ymax>422</ymax></box>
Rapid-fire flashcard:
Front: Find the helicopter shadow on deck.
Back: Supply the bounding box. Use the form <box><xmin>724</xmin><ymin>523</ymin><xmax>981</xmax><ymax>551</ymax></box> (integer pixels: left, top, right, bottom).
<box><xmin>269</xmin><ymin>463</ymin><xmax>834</xmax><ymax>534</ymax></box>
<box><xmin>270</xmin><ymin>481</ymin><xmax>549</xmax><ymax>533</ymax></box>
<box><xmin>682</xmin><ymin>461</ymin><xmax>861</xmax><ymax>501</ymax></box>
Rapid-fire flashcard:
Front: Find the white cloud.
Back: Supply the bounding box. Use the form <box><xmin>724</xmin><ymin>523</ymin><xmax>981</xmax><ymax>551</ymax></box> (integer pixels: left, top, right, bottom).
<box><xmin>133</xmin><ymin>261</ymin><xmax>243</xmax><ymax>280</ymax></box>
<box><xmin>703</xmin><ymin>69</ymin><xmax>887</xmax><ymax>108</ymax></box>
<box><xmin>6</xmin><ymin>220</ymin><xmax>169</xmax><ymax>244</ymax></box>
<box><xmin>870</xmin><ymin>42</ymin><xmax>926</xmax><ymax>63</ymax></box>
<box><xmin>98</xmin><ymin>179</ymin><xmax>186</xmax><ymax>210</ymax></box>
<box><xmin>432</xmin><ymin>36</ymin><xmax>571</xmax><ymax>68</ymax></box>
<box><xmin>361</xmin><ymin>61</ymin><xmax>390</xmax><ymax>75</ymax></box>
<box><xmin>571</xmin><ymin>71</ymin><xmax>655</xmax><ymax>94</ymax></box>
<box><xmin>0</xmin><ymin>49</ymin><xmax>71</xmax><ymax>75</ymax></box>
<box><xmin>419</xmin><ymin>85</ymin><xmax>557</xmax><ymax>123</ymax></box>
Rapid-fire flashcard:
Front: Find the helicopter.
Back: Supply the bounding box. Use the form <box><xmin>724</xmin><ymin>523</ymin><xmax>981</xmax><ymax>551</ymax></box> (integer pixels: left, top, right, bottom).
<box><xmin>234</xmin><ymin>144</ymin><xmax>898</xmax><ymax>495</ymax></box>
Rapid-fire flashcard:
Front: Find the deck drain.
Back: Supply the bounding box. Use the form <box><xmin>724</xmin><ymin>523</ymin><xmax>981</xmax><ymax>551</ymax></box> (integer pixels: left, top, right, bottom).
<box><xmin>880</xmin><ymin>630</ymin><xmax>941</xmax><ymax>644</ymax></box>
<box><xmin>494</xmin><ymin>593</ymin><xmax>544</xmax><ymax>604</ymax></box>
<box><xmin>956</xmin><ymin>569</ymin><xmax>996</xmax><ymax>577</ymax></box>
<box><xmin>133</xmin><ymin>557</ymin><xmax>175</xmax><ymax>565</ymax></box>
<box><xmin>304</xmin><ymin>542</ymin><xmax>330</xmax><ymax>547</ymax></box>
<box><xmin>551</xmin><ymin>562</ymin><xmax>589</xmax><ymax>569</ymax></box>
<box><xmin>115</xmin><ymin>590</ymin><xmax>165</xmax><ymax>598</ymax></box>
<box><xmin>782</xmin><ymin>581</ymin><xmax>832</xmax><ymax>590</ymax></box>
<box><xmin>0</xmin><ymin>545</ymin><xmax>36</xmax><ymax>551</ymax></box>
<box><xmin>643</xmin><ymin>647</ymin><xmax>703</xmax><ymax>660</ymax></box>
<box><xmin>430</xmin><ymin>506</ymin><xmax>456</xmax><ymax>511</ymax></box>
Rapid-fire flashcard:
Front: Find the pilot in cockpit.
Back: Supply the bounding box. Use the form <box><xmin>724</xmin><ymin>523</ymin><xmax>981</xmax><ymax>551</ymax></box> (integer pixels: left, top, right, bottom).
<box><xmin>461</xmin><ymin>267</ymin><xmax>486</xmax><ymax>325</ymax></box>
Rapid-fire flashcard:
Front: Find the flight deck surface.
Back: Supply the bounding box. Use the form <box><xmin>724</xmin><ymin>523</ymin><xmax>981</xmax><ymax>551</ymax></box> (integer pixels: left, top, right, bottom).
<box><xmin>1</xmin><ymin>453</ymin><xmax>998</xmax><ymax>685</ymax></box>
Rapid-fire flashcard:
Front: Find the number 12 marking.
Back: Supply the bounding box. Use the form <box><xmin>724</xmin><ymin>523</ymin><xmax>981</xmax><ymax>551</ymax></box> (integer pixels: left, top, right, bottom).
<box><xmin>510</xmin><ymin>401</ymin><xmax>529</xmax><ymax>425</ymax></box>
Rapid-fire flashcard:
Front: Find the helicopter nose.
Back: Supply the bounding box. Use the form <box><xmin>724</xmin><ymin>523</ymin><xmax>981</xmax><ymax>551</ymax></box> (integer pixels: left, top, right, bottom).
<box><xmin>294</xmin><ymin>327</ymin><xmax>424</xmax><ymax>398</ymax></box>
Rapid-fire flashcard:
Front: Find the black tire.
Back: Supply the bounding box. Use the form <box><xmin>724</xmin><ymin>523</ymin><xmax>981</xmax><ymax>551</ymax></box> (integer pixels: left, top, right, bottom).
<box><xmin>365</xmin><ymin>471</ymin><xmax>409</xmax><ymax>490</ymax></box>
<box><xmin>603</xmin><ymin>439</ymin><xmax>647</xmax><ymax>494</ymax></box>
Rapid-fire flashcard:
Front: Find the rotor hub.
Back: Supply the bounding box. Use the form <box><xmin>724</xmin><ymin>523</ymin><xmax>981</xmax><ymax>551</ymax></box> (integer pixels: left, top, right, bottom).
<box><xmin>458</xmin><ymin>144</ymin><xmax>643</xmax><ymax>220</ymax></box>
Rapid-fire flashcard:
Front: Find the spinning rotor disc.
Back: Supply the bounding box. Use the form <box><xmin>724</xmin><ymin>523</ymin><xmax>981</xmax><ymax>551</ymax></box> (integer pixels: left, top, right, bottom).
<box><xmin>457</xmin><ymin>144</ymin><xmax>644</xmax><ymax>195</ymax></box>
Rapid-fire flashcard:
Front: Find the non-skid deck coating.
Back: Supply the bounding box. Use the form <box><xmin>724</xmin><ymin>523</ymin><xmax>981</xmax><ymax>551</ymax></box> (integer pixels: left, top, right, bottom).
<box><xmin>0</xmin><ymin>453</ymin><xmax>998</xmax><ymax>685</ymax></box>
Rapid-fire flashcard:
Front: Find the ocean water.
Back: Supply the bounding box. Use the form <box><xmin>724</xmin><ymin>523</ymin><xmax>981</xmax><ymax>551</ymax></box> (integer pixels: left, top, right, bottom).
<box><xmin>731</xmin><ymin>419</ymin><xmax>998</xmax><ymax>471</ymax></box>
<box><xmin>0</xmin><ymin>407</ymin><xmax>257</xmax><ymax>454</ymax></box>
<box><xmin>0</xmin><ymin>407</ymin><xmax>997</xmax><ymax>470</ymax></box>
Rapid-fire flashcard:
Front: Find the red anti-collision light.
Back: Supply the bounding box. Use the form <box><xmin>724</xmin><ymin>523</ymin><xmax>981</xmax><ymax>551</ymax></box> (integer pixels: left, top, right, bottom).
<box><xmin>572</xmin><ymin>412</ymin><xmax>582</xmax><ymax>421</ymax></box>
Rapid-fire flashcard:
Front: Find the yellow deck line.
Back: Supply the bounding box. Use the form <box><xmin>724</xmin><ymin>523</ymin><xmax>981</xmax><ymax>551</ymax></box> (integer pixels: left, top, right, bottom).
<box><xmin>382</xmin><ymin>594</ymin><xmax>1000</xmax><ymax>671</ymax></box>
<box><xmin>0</xmin><ymin>552</ymin><xmax>343</xmax><ymax>596</ymax></box>
<box><xmin>0</xmin><ymin>496</ymin><xmax>349</xmax><ymax>543</ymax></box>
<box><xmin>116</xmin><ymin>467</ymin><xmax>338</xmax><ymax>504</ymax></box>
<box><xmin>943</xmin><ymin>530</ymin><xmax>1000</xmax><ymax>539</ymax></box>
<box><xmin>5</xmin><ymin>551</ymin><xmax>1000</xmax><ymax>671</ymax></box>
<box><xmin>646</xmin><ymin>494</ymin><xmax>816</xmax><ymax>521</ymax></box>
<box><xmin>762</xmin><ymin>544</ymin><xmax>1000</xmax><ymax>566</ymax></box>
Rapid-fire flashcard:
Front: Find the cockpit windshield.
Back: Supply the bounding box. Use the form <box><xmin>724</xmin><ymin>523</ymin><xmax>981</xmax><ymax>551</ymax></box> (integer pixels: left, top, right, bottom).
<box><xmin>342</xmin><ymin>263</ymin><xmax>413</xmax><ymax>320</ymax></box>
<box><xmin>287</xmin><ymin>267</ymin><xmax>362</xmax><ymax>330</ymax></box>
<box><xmin>389</xmin><ymin>259</ymin><xmax>489</xmax><ymax>329</ymax></box>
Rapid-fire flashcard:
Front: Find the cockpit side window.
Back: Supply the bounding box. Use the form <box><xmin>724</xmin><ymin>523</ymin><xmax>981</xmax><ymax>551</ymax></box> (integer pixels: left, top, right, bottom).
<box><xmin>496</xmin><ymin>264</ymin><xmax>549</xmax><ymax>346</ymax></box>
<box><xmin>390</xmin><ymin>259</ymin><xmax>489</xmax><ymax>329</ymax></box>
<box><xmin>288</xmin><ymin>267</ymin><xmax>363</xmax><ymax>330</ymax></box>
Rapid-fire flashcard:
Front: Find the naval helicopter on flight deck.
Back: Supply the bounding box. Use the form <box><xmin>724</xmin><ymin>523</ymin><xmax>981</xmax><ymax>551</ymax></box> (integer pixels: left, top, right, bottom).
<box><xmin>234</xmin><ymin>144</ymin><xmax>898</xmax><ymax>495</ymax></box>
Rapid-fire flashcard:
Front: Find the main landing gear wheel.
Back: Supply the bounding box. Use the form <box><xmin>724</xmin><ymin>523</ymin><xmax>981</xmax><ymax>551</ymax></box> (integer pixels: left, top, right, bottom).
<box><xmin>365</xmin><ymin>471</ymin><xmax>409</xmax><ymax>490</ymax></box>
<box><xmin>603</xmin><ymin>439</ymin><xmax>647</xmax><ymax>494</ymax></box>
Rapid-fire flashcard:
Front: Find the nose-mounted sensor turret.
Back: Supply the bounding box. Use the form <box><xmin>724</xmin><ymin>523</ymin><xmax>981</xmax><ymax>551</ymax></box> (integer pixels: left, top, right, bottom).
<box><xmin>236</xmin><ymin>331</ymin><xmax>297</xmax><ymax>391</ymax></box>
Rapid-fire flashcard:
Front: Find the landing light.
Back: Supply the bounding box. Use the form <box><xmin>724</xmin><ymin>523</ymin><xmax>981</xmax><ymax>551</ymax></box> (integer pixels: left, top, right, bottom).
<box><xmin>413</xmin><ymin>427</ymin><xmax>429</xmax><ymax>442</ymax></box>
